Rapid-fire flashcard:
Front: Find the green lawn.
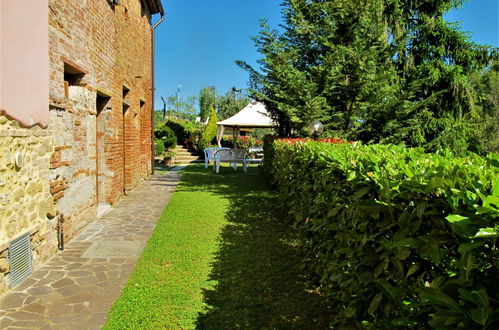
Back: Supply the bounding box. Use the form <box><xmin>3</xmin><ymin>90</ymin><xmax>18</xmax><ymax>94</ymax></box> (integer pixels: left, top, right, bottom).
<box><xmin>104</xmin><ymin>164</ymin><xmax>329</xmax><ymax>329</ymax></box>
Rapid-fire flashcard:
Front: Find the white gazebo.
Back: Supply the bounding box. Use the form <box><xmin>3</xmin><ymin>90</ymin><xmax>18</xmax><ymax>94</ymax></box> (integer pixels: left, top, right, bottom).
<box><xmin>216</xmin><ymin>101</ymin><xmax>275</xmax><ymax>146</ymax></box>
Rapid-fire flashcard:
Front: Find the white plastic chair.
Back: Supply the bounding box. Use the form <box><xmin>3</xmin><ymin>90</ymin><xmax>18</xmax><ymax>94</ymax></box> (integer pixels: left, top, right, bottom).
<box><xmin>213</xmin><ymin>149</ymin><xmax>247</xmax><ymax>173</ymax></box>
<box><xmin>244</xmin><ymin>146</ymin><xmax>264</xmax><ymax>167</ymax></box>
<box><xmin>204</xmin><ymin>147</ymin><xmax>230</xmax><ymax>168</ymax></box>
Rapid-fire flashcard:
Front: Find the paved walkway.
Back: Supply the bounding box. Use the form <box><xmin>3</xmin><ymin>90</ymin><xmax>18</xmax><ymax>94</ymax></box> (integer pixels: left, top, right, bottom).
<box><xmin>0</xmin><ymin>166</ymin><xmax>184</xmax><ymax>329</ymax></box>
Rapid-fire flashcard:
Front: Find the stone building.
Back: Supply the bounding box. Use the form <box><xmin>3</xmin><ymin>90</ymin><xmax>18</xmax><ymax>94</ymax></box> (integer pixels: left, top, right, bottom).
<box><xmin>0</xmin><ymin>0</ymin><xmax>164</xmax><ymax>296</ymax></box>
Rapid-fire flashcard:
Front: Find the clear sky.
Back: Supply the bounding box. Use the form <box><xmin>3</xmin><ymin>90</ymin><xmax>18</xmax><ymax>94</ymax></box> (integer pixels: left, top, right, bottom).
<box><xmin>153</xmin><ymin>0</ymin><xmax>498</xmax><ymax>110</ymax></box>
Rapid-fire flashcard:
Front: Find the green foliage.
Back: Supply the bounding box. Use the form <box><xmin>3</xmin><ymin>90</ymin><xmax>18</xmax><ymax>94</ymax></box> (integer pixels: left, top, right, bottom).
<box><xmin>154</xmin><ymin>110</ymin><xmax>166</xmax><ymax>128</ymax></box>
<box><xmin>239</xmin><ymin>0</ymin><xmax>495</xmax><ymax>152</ymax></box>
<box><xmin>216</xmin><ymin>88</ymin><xmax>251</xmax><ymax>120</ymax></box>
<box><xmin>469</xmin><ymin>61</ymin><xmax>499</xmax><ymax>154</ymax></box>
<box><xmin>104</xmin><ymin>165</ymin><xmax>329</xmax><ymax>328</ymax></box>
<box><xmin>196</xmin><ymin>105</ymin><xmax>218</xmax><ymax>152</ymax></box>
<box><xmin>222</xmin><ymin>136</ymin><xmax>260</xmax><ymax>151</ymax></box>
<box><xmin>155</xmin><ymin>124</ymin><xmax>177</xmax><ymax>150</ymax></box>
<box><xmin>154</xmin><ymin>139</ymin><xmax>165</xmax><ymax>156</ymax></box>
<box><xmin>267</xmin><ymin>140</ymin><xmax>499</xmax><ymax>328</ymax></box>
<box><xmin>167</xmin><ymin>94</ymin><xmax>198</xmax><ymax>121</ymax></box>
<box><xmin>164</xmin><ymin>119</ymin><xmax>200</xmax><ymax>145</ymax></box>
<box><xmin>199</xmin><ymin>87</ymin><xmax>216</xmax><ymax>122</ymax></box>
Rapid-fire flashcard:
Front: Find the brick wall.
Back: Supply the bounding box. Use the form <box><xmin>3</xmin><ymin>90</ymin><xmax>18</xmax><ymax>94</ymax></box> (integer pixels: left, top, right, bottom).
<box><xmin>48</xmin><ymin>0</ymin><xmax>154</xmax><ymax>234</ymax></box>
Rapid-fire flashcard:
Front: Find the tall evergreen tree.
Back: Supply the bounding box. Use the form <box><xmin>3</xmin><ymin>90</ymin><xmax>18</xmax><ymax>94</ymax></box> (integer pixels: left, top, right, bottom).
<box><xmin>468</xmin><ymin>60</ymin><xmax>499</xmax><ymax>154</ymax></box>
<box><xmin>358</xmin><ymin>0</ymin><xmax>493</xmax><ymax>152</ymax></box>
<box><xmin>239</xmin><ymin>0</ymin><xmax>495</xmax><ymax>152</ymax></box>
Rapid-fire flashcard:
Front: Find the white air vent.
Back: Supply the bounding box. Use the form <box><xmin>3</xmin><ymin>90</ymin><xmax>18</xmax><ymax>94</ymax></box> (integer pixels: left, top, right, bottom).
<box><xmin>9</xmin><ymin>232</ymin><xmax>33</xmax><ymax>287</ymax></box>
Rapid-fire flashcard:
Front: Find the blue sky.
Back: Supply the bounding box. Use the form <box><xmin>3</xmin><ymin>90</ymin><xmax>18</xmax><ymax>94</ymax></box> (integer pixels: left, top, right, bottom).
<box><xmin>154</xmin><ymin>0</ymin><xmax>498</xmax><ymax>110</ymax></box>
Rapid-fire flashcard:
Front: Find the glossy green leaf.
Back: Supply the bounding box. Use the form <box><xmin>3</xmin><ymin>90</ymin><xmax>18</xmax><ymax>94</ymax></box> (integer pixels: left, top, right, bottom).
<box><xmin>471</xmin><ymin>307</ymin><xmax>491</xmax><ymax>325</ymax></box>
<box><xmin>492</xmin><ymin>181</ymin><xmax>499</xmax><ymax>197</ymax></box>
<box><xmin>474</xmin><ymin>227</ymin><xmax>498</xmax><ymax>238</ymax></box>
<box><xmin>368</xmin><ymin>293</ymin><xmax>383</xmax><ymax>315</ymax></box>
<box><xmin>420</xmin><ymin>287</ymin><xmax>461</xmax><ymax>311</ymax></box>
<box><xmin>445</xmin><ymin>214</ymin><xmax>474</xmax><ymax>237</ymax></box>
<box><xmin>428</xmin><ymin>310</ymin><xmax>466</xmax><ymax>327</ymax></box>
<box><xmin>457</xmin><ymin>241</ymin><xmax>484</xmax><ymax>254</ymax></box>
<box><xmin>396</xmin><ymin>247</ymin><xmax>411</xmax><ymax>260</ymax></box>
<box><xmin>406</xmin><ymin>264</ymin><xmax>419</xmax><ymax>278</ymax></box>
<box><xmin>458</xmin><ymin>288</ymin><xmax>489</xmax><ymax>308</ymax></box>
<box><xmin>445</xmin><ymin>214</ymin><xmax>468</xmax><ymax>222</ymax></box>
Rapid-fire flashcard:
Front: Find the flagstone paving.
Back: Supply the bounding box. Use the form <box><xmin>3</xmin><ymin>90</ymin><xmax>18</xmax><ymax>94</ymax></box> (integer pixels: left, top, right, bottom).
<box><xmin>0</xmin><ymin>166</ymin><xmax>184</xmax><ymax>329</ymax></box>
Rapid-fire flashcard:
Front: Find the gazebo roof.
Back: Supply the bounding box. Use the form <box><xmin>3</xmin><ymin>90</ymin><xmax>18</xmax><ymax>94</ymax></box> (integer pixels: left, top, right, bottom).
<box><xmin>216</xmin><ymin>101</ymin><xmax>275</xmax><ymax>128</ymax></box>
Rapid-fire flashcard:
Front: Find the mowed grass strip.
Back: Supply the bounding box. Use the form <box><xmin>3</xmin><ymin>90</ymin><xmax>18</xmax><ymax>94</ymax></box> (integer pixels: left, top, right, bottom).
<box><xmin>104</xmin><ymin>164</ymin><xmax>329</xmax><ymax>329</ymax></box>
<box><xmin>104</xmin><ymin>165</ymin><xmax>231</xmax><ymax>329</ymax></box>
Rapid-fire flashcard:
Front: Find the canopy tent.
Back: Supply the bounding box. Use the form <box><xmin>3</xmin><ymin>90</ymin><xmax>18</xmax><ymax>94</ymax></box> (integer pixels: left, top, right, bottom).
<box><xmin>216</xmin><ymin>101</ymin><xmax>275</xmax><ymax>146</ymax></box>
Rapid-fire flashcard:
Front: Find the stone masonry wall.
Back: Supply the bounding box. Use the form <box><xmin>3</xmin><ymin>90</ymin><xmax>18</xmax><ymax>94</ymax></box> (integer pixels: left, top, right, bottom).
<box><xmin>0</xmin><ymin>116</ymin><xmax>58</xmax><ymax>296</ymax></box>
<box><xmin>0</xmin><ymin>0</ymin><xmax>156</xmax><ymax>297</ymax></box>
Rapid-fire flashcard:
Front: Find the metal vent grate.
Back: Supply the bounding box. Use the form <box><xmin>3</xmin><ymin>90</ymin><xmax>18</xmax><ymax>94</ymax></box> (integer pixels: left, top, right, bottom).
<box><xmin>9</xmin><ymin>232</ymin><xmax>33</xmax><ymax>287</ymax></box>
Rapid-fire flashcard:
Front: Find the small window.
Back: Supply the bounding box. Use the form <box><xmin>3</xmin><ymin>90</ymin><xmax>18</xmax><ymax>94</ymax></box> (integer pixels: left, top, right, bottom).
<box><xmin>96</xmin><ymin>90</ymin><xmax>111</xmax><ymax>115</ymax></box>
<box><xmin>122</xmin><ymin>85</ymin><xmax>130</xmax><ymax>99</ymax></box>
<box><xmin>63</xmin><ymin>63</ymin><xmax>85</xmax><ymax>86</ymax></box>
<box><xmin>63</xmin><ymin>59</ymin><xmax>86</xmax><ymax>98</ymax></box>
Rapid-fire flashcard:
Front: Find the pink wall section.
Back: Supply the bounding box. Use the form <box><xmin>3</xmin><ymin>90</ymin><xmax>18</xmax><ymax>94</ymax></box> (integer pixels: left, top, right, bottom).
<box><xmin>0</xmin><ymin>0</ymin><xmax>49</xmax><ymax>127</ymax></box>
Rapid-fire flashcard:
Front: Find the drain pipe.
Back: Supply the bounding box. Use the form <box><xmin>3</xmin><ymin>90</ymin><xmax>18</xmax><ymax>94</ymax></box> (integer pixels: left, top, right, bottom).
<box><xmin>57</xmin><ymin>214</ymin><xmax>64</xmax><ymax>251</ymax></box>
<box><xmin>151</xmin><ymin>2</ymin><xmax>165</xmax><ymax>174</ymax></box>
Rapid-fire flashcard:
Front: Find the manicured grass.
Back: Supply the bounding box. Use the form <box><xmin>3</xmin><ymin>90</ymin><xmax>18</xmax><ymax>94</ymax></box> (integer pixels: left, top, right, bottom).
<box><xmin>104</xmin><ymin>164</ymin><xmax>329</xmax><ymax>329</ymax></box>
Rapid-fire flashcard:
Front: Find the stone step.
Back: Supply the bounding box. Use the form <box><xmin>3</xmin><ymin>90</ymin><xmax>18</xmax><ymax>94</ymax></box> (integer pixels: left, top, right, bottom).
<box><xmin>174</xmin><ymin>145</ymin><xmax>199</xmax><ymax>157</ymax></box>
<box><xmin>175</xmin><ymin>155</ymin><xmax>200</xmax><ymax>161</ymax></box>
<box><xmin>175</xmin><ymin>151</ymin><xmax>199</xmax><ymax>157</ymax></box>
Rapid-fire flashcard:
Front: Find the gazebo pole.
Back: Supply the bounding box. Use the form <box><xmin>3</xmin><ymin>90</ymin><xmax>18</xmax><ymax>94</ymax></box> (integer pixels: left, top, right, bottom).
<box><xmin>232</xmin><ymin>127</ymin><xmax>237</xmax><ymax>148</ymax></box>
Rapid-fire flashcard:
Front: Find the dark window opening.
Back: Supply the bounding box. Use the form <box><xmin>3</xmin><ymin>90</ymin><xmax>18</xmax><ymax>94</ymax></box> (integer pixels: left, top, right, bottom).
<box><xmin>96</xmin><ymin>94</ymin><xmax>111</xmax><ymax>115</ymax></box>
<box><xmin>63</xmin><ymin>62</ymin><xmax>85</xmax><ymax>86</ymax></box>
<box><xmin>122</xmin><ymin>85</ymin><xmax>130</xmax><ymax>99</ymax></box>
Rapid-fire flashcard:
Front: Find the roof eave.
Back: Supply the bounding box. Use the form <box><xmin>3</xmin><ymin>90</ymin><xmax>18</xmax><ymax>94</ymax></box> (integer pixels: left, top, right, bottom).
<box><xmin>146</xmin><ymin>0</ymin><xmax>164</xmax><ymax>15</ymax></box>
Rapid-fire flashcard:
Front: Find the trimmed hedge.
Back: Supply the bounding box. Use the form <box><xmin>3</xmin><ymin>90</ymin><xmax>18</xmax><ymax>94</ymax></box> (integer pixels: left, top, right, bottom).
<box><xmin>268</xmin><ymin>140</ymin><xmax>498</xmax><ymax>328</ymax></box>
<box><xmin>164</xmin><ymin>119</ymin><xmax>199</xmax><ymax>146</ymax></box>
<box><xmin>155</xmin><ymin>125</ymin><xmax>177</xmax><ymax>150</ymax></box>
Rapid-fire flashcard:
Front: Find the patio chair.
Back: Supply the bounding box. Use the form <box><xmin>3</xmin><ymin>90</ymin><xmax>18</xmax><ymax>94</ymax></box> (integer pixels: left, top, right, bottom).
<box><xmin>204</xmin><ymin>147</ymin><xmax>230</xmax><ymax>168</ymax></box>
<box><xmin>213</xmin><ymin>149</ymin><xmax>247</xmax><ymax>173</ymax></box>
<box><xmin>244</xmin><ymin>146</ymin><xmax>264</xmax><ymax>167</ymax></box>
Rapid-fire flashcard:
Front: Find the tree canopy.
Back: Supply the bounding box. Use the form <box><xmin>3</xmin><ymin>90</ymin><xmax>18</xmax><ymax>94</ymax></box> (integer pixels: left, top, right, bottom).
<box><xmin>238</xmin><ymin>0</ymin><xmax>496</xmax><ymax>153</ymax></box>
<box><xmin>199</xmin><ymin>87</ymin><xmax>216</xmax><ymax>122</ymax></box>
<box><xmin>216</xmin><ymin>88</ymin><xmax>251</xmax><ymax>120</ymax></box>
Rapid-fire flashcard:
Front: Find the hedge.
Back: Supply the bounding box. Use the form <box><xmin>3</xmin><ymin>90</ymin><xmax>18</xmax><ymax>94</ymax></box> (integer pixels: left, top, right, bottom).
<box><xmin>164</xmin><ymin>119</ymin><xmax>199</xmax><ymax>146</ymax></box>
<box><xmin>267</xmin><ymin>140</ymin><xmax>498</xmax><ymax>328</ymax></box>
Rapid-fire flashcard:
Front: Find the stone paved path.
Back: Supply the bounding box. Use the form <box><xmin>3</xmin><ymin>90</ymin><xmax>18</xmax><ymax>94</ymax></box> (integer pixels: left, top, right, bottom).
<box><xmin>0</xmin><ymin>166</ymin><xmax>184</xmax><ymax>329</ymax></box>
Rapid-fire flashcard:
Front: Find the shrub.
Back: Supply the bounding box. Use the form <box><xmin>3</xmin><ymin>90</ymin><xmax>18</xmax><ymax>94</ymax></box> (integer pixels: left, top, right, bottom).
<box><xmin>164</xmin><ymin>119</ymin><xmax>199</xmax><ymax>146</ymax></box>
<box><xmin>155</xmin><ymin>125</ymin><xmax>177</xmax><ymax>150</ymax></box>
<box><xmin>195</xmin><ymin>105</ymin><xmax>218</xmax><ymax>152</ymax></box>
<box><xmin>221</xmin><ymin>136</ymin><xmax>260</xmax><ymax>151</ymax></box>
<box><xmin>267</xmin><ymin>140</ymin><xmax>499</xmax><ymax>328</ymax></box>
<box><xmin>154</xmin><ymin>139</ymin><xmax>165</xmax><ymax>156</ymax></box>
<box><xmin>220</xmin><ymin>137</ymin><xmax>234</xmax><ymax>149</ymax></box>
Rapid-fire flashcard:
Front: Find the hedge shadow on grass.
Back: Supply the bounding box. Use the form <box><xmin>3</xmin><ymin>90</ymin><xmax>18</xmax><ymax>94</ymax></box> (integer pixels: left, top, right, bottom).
<box><xmin>176</xmin><ymin>165</ymin><xmax>330</xmax><ymax>329</ymax></box>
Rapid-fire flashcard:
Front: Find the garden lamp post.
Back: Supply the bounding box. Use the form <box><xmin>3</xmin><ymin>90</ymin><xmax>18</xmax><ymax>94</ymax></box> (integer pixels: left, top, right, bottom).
<box><xmin>309</xmin><ymin>121</ymin><xmax>324</xmax><ymax>140</ymax></box>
